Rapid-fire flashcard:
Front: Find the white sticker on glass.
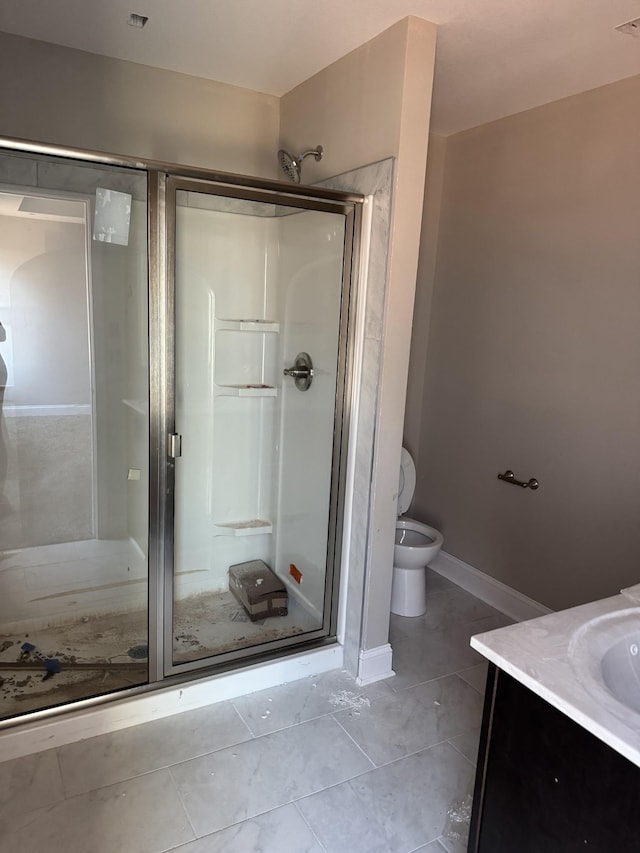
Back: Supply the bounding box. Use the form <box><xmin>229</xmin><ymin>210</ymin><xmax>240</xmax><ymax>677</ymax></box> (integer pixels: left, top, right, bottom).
<box><xmin>93</xmin><ymin>188</ymin><xmax>132</xmax><ymax>246</ymax></box>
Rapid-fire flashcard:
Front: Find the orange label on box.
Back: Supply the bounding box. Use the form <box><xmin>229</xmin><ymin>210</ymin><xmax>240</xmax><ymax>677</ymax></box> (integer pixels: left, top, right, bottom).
<box><xmin>289</xmin><ymin>563</ymin><xmax>302</xmax><ymax>584</ymax></box>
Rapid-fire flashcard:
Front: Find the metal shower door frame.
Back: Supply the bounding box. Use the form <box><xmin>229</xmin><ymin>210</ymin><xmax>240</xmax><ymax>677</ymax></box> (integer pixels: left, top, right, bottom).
<box><xmin>158</xmin><ymin>174</ymin><xmax>362</xmax><ymax>679</ymax></box>
<box><xmin>0</xmin><ymin>134</ymin><xmax>364</xmax><ymax>727</ymax></box>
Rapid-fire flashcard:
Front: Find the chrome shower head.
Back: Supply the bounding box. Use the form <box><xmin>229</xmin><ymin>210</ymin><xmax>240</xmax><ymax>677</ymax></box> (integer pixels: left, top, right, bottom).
<box><xmin>277</xmin><ymin>149</ymin><xmax>300</xmax><ymax>183</ymax></box>
<box><xmin>277</xmin><ymin>145</ymin><xmax>323</xmax><ymax>183</ymax></box>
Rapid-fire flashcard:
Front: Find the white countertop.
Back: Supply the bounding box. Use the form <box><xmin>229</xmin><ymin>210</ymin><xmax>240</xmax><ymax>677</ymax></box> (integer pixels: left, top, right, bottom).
<box><xmin>471</xmin><ymin>586</ymin><xmax>640</xmax><ymax>768</ymax></box>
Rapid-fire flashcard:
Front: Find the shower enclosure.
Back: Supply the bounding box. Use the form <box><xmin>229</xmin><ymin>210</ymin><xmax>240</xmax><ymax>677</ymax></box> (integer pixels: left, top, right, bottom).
<box><xmin>0</xmin><ymin>140</ymin><xmax>361</xmax><ymax>722</ymax></box>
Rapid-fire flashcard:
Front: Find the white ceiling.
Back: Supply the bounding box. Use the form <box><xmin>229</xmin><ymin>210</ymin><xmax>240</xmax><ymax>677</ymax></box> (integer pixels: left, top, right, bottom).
<box><xmin>2</xmin><ymin>0</ymin><xmax>640</xmax><ymax>135</ymax></box>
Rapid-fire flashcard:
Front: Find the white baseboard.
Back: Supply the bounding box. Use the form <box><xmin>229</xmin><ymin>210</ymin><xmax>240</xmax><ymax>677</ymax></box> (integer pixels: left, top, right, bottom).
<box><xmin>356</xmin><ymin>643</ymin><xmax>395</xmax><ymax>686</ymax></box>
<box><xmin>0</xmin><ymin>644</ymin><xmax>343</xmax><ymax>763</ymax></box>
<box><xmin>430</xmin><ymin>551</ymin><xmax>552</xmax><ymax>623</ymax></box>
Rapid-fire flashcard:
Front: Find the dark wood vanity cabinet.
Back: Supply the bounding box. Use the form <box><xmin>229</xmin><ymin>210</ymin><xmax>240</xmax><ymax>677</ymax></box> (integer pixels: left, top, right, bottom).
<box><xmin>468</xmin><ymin>664</ymin><xmax>640</xmax><ymax>852</ymax></box>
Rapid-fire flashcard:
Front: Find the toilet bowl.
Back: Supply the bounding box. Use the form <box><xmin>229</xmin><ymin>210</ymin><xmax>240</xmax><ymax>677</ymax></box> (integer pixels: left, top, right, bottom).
<box><xmin>391</xmin><ymin>448</ymin><xmax>444</xmax><ymax>617</ymax></box>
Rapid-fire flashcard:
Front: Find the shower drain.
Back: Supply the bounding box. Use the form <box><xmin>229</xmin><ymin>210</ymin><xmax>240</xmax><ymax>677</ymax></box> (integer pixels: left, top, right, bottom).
<box><xmin>127</xmin><ymin>644</ymin><xmax>149</xmax><ymax>660</ymax></box>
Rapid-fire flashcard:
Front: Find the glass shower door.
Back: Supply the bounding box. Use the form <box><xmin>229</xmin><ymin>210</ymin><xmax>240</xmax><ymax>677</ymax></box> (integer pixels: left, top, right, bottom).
<box><xmin>167</xmin><ymin>180</ymin><xmax>354</xmax><ymax>673</ymax></box>
<box><xmin>0</xmin><ymin>149</ymin><xmax>150</xmax><ymax>720</ymax></box>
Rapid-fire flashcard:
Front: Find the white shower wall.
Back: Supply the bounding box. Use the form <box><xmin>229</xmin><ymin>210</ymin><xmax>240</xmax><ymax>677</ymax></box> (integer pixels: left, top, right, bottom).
<box><xmin>174</xmin><ymin>205</ymin><xmax>278</xmax><ymax>600</ymax></box>
<box><xmin>274</xmin><ymin>210</ymin><xmax>344</xmax><ymax>619</ymax></box>
<box><xmin>174</xmin><ymin>201</ymin><xmax>344</xmax><ymax>619</ymax></box>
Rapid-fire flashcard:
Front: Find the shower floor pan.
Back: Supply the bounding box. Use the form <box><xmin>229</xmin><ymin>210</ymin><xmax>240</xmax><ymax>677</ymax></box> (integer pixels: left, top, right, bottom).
<box><xmin>0</xmin><ymin>588</ymin><xmax>319</xmax><ymax>720</ymax></box>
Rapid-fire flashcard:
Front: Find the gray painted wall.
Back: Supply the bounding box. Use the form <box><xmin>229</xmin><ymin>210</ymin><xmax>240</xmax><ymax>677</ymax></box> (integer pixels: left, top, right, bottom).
<box><xmin>0</xmin><ymin>31</ymin><xmax>279</xmax><ymax>177</ymax></box>
<box><xmin>408</xmin><ymin>73</ymin><xmax>640</xmax><ymax>611</ymax></box>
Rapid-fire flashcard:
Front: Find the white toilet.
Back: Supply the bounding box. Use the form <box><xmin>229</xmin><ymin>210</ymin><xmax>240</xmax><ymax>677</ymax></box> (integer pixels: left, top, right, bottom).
<box><xmin>391</xmin><ymin>448</ymin><xmax>444</xmax><ymax>617</ymax></box>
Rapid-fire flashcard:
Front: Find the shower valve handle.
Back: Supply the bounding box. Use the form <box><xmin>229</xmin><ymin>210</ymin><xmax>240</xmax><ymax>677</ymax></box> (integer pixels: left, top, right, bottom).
<box><xmin>283</xmin><ymin>352</ymin><xmax>314</xmax><ymax>391</ymax></box>
<box><xmin>283</xmin><ymin>366</ymin><xmax>312</xmax><ymax>379</ymax></box>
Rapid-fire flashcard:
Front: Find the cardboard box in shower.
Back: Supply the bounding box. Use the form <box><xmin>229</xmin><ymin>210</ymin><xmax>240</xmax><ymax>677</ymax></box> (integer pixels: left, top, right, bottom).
<box><xmin>228</xmin><ymin>560</ymin><xmax>288</xmax><ymax>621</ymax></box>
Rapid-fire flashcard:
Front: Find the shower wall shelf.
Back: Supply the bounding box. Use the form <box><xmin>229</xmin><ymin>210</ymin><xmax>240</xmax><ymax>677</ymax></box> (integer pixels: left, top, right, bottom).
<box><xmin>214</xmin><ymin>315</ymin><xmax>279</xmax><ymax>393</ymax></box>
<box><xmin>214</xmin><ymin>384</ymin><xmax>277</xmax><ymax>397</ymax></box>
<box><xmin>215</xmin><ymin>318</ymin><xmax>280</xmax><ymax>333</ymax></box>
<box><xmin>213</xmin><ymin>519</ymin><xmax>273</xmax><ymax>537</ymax></box>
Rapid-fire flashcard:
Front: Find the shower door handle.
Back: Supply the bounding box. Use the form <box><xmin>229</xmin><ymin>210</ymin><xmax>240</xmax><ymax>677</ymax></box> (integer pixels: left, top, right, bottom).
<box><xmin>283</xmin><ymin>352</ymin><xmax>314</xmax><ymax>391</ymax></box>
<box><xmin>168</xmin><ymin>433</ymin><xmax>182</xmax><ymax>459</ymax></box>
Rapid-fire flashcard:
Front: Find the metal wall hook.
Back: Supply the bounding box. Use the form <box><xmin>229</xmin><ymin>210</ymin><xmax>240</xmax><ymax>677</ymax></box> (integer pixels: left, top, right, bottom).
<box><xmin>498</xmin><ymin>470</ymin><xmax>539</xmax><ymax>490</ymax></box>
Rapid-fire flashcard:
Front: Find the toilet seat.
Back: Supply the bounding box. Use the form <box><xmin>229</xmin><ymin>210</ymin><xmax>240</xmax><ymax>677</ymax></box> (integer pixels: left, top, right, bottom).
<box><xmin>397</xmin><ymin>448</ymin><xmax>416</xmax><ymax>516</ymax></box>
<box><xmin>395</xmin><ymin>525</ymin><xmax>434</xmax><ymax>548</ymax></box>
<box><xmin>395</xmin><ymin>518</ymin><xmax>444</xmax><ymax>553</ymax></box>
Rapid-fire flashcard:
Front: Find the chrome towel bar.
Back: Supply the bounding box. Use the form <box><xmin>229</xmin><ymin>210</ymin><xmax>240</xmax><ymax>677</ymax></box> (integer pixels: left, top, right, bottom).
<box><xmin>497</xmin><ymin>470</ymin><xmax>539</xmax><ymax>490</ymax></box>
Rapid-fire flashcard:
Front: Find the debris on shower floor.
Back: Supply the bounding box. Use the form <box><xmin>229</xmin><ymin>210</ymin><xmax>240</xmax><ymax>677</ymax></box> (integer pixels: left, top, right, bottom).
<box><xmin>172</xmin><ymin>588</ymin><xmax>313</xmax><ymax>664</ymax></box>
<box><xmin>20</xmin><ymin>642</ymin><xmax>62</xmax><ymax>677</ymax></box>
<box><xmin>0</xmin><ymin>608</ymin><xmax>149</xmax><ymax>719</ymax></box>
<box><xmin>1</xmin><ymin>585</ymin><xmax>319</xmax><ymax>719</ymax></box>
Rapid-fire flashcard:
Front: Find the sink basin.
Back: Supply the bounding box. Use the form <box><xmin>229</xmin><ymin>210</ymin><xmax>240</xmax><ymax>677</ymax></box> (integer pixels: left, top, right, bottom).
<box><xmin>601</xmin><ymin>631</ymin><xmax>640</xmax><ymax>714</ymax></box>
<box><xmin>569</xmin><ymin>608</ymin><xmax>640</xmax><ymax>727</ymax></box>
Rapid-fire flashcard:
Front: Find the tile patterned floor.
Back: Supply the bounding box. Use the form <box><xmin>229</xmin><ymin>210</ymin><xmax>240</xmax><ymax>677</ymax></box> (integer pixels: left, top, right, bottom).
<box><xmin>0</xmin><ymin>570</ymin><xmax>511</xmax><ymax>852</ymax></box>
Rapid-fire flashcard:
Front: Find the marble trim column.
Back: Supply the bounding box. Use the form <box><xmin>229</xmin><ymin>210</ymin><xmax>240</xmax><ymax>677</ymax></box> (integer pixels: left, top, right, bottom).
<box><xmin>318</xmin><ymin>159</ymin><xmax>394</xmax><ymax>676</ymax></box>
